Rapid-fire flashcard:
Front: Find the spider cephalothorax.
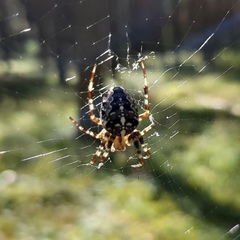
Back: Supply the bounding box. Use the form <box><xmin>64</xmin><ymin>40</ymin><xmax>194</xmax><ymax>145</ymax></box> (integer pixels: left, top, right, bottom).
<box><xmin>69</xmin><ymin>61</ymin><xmax>155</xmax><ymax>168</ymax></box>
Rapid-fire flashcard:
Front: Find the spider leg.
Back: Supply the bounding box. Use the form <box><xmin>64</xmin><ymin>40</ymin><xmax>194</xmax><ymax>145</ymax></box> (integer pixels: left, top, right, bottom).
<box><xmin>69</xmin><ymin>116</ymin><xmax>102</xmax><ymax>139</ymax></box>
<box><xmin>87</xmin><ymin>132</ymin><xmax>116</xmax><ymax>169</ymax></box>
<box><xmin>97</xmin><ymin>134</ymin><xmax>116</xmax><ymax>168</ymax></box>
<box><xmin>87</xmin><ymin>142</ymin><xmax>105</xmax><ymax>166</ymax></box>
<box><xmin>127</xmin><ymin>131</ymin><xmax>146</xmax><ymax>168</ymax></box>
<box><xmin>138</xmin><ymin>61</ymin><xmax>150</xmax><ymax>122</ymax></box>
<box><xmin>140</xmin><ymin>119</ymin><xmax>155</xmax><ymax>137</ymax></box>
<box><xmin>139</xmin><ymin>120</ymin><xmax>155</xmax><ymax>158</ymax></box>
<box><xmin>128</xmin><ymin>118</ymin><xmax>155</xmax><ymax>168</ymax></box>
<box><xmin>88</xmin><ymin>64</ymin><xmax>102</xmax><ymax>125</ymax></box>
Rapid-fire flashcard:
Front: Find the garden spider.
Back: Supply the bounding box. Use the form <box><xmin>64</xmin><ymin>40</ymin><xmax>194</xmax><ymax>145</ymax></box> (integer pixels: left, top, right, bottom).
<box><xmin>69</xmin><ymin>61</ymin><xmax>155</xmax><ymax>168</ymax></box>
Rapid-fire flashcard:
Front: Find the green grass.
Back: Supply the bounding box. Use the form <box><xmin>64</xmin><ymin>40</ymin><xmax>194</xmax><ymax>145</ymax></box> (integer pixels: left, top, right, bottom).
<box><xmin>0</xmin><ymin>49</ymin><xmax>240</xmax><ymax>239</ymax></box>
<box><xmin>0</xmin><ymin>171</ymin><xmax>230</xmax><ymax>240</ymax></box>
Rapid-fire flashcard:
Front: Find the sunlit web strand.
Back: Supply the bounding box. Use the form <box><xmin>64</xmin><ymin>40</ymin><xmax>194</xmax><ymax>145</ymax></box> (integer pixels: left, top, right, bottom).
<box><xmin>22</xmin><ymin>148</ymin><xmax>68</xmax><ymax>161</ymax></box>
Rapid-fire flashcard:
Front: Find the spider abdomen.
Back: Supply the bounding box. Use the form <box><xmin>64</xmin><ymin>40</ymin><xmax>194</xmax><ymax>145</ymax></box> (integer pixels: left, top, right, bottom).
<box><xmin>101</xmin><ymin>87</ymin><xmax>139</xmax><ymax>136</ymax></box>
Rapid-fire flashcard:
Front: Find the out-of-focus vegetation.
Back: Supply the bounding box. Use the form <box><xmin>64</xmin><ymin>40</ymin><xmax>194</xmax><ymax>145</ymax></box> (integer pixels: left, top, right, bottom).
<box><xmin>0</xmin><ymin>43</ymin><xmax>240</xmax><ymax>239</ymax></box>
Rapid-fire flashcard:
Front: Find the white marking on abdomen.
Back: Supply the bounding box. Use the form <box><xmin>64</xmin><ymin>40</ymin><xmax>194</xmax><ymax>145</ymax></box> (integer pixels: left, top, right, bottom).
<box><xmin>120</xmin><ymin>116</ymin><xmax>126</xmax><ymax>126</ymax></box>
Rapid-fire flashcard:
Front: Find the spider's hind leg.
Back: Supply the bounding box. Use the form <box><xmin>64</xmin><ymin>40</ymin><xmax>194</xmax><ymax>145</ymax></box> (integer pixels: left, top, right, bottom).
<box><xmin>88</xmin><ymin>64</ymin><xmax>102</xmax><ymax>125</ymax></box>
<box><xmin>139</xmin><ymin>61</ymin><xmax>150</xmax><ymax>122</ymax></box>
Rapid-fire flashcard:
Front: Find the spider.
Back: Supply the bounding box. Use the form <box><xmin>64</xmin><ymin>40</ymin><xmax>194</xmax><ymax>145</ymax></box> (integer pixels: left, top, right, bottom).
<box><xmin>69</xmin><ymin>61</ymin><xmax>155</xmax><ymax>168</ymax></box>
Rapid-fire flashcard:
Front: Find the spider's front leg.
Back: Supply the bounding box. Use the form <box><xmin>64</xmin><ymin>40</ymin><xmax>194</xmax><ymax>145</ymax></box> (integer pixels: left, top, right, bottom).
<box><xmin>87</xmin><ymin>140</ymin><xmax>108</xmax><ymax>169</ymax></box>
<box><xmin>88</xmin><ymin>132</ymin><xmax>116</xmax><ymax>169</ymax></box>
<box><xmin>128</xmin><ymin>131</ymin><xmax>151</xmax><ymax>168</ymax></box>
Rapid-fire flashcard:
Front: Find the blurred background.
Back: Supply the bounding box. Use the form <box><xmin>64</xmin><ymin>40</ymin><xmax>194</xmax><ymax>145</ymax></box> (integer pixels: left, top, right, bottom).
<box><xmin>0</xmin><ymin>0</ymin><xmax>240</xmax><ymax>239</ymax></box>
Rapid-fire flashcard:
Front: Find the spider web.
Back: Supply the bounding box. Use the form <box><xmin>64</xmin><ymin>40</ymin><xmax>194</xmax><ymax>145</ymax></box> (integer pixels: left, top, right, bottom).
<box><xmin>1</xmin><ymin>0</ymin><xmax>240</xmax><ymax>239</ymax></box>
